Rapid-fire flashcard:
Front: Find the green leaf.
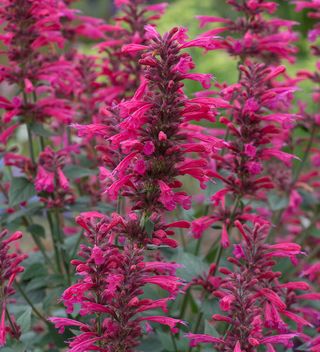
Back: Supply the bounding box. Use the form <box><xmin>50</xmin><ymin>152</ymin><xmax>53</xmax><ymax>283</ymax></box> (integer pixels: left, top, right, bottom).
<box><xmin>200</xmin><ymin>298</ymin><xmax>220</xmax><ymax>319</ymax></box>
<box><xmin>25</xmin><ymin>277</ymin><xmax>48</xmax><ymax>291</ymax></box>
<box><xmin>21</xmin><ymin>263</ymin><xmax>47</xmax><ymax>281</ymax></box>
<box><xmin>204</xmin><ymin>320</ymin><xmax>219</xmax><ymax>337</ymax></box>
<box><xmin>6</xmin><ymin>202</ymin><xmax>42</xmax><ymax>223</ymax></box>
<box><xmin>30</xmin><ymin>122</ymin><xmax>56</xmax><ymax>137</ymax></box>
<box><xmin>27</xmin><ymin>224</ymin><xmax>45</xmax><ymax>238</ymax></box>
<box><xmin>9</xmin><ymin>177</ymin><xmax>37</xmax><ymax>206</ymax></box>
<box><xmin>172</xmin><ymin>250</ymin><xmax>209</xmax><ymax>282</ymax></box>
<box><xmin>139</xmin><ymin>335</ymin><xmax>163</xmax><ymax>352</ymax></box>
<box><xmin>17</xmin><ymin>306</ymin><xmax>32</xmax><ymax>333</ymax></box>
<box><xmin>0</xmin><ymin>343</ymin><xmax>26</xmax><ymax>352</ymax></box>
<box><xmin>156</xmin><ymin>331</ymin><xmax>175</xmax><ymax>351</ymax></box>
<box><xmin>63</xmin><ymin>165</ymin><xmax>98</xmax><ymax>180</ymax></box>
<box><xmin>268</xmin><ymin>192</ymin><xmax>289</xmax><ymax>211</ymax></box>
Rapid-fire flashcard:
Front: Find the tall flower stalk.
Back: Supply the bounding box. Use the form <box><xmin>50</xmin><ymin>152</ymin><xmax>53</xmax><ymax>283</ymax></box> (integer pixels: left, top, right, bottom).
<box><xmin>52</xmin><ymin>25</ymin><xmax>224</xmax><ymax>350</ymax></box>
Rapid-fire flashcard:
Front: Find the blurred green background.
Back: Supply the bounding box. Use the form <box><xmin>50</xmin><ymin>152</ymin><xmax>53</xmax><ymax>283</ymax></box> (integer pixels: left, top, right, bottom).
<box><xmin>74</xmin><ymin>0</ymin><xmax>317</xmax><ymax>87</ymax></box>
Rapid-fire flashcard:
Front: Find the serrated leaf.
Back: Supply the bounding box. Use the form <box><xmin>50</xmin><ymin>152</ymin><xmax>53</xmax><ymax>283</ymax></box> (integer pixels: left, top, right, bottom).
<box><xmin>27</xmin><ymin>224</ymin><xmax>45</xmax><ymax>238</ymax></box>
<box><xmin>17</xmin><ymin>306</ymin><xmax>32</xmax><ymax>333</ymax></box>
<box><xmin>63</xmin><ymin>165</ymin><xmax>97</xmax><ymax>180</ymax></box>
<box><xmin>9</xmin><ymin>177</ymin><xmax>37</xmax><ymax>206</ymax></box>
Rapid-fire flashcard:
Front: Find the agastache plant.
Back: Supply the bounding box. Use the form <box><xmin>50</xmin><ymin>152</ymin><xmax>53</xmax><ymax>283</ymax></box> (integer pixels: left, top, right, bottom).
<box><xmin>50</xmin><ymin>213</ymin><xmax>185</xmax><ymax>351</ymax></box>
<box><xmin>51</xmin><ymin>25</ymin><xmax>225</xmax><ymax>350</ymax></box>
<box><xmin>187</xmin><ymin>221</ymin><xmax>316</xmax><ymax>351</ymax></box>
<box><xmin>0</xmin><ymin>0</ymin><xmax>319</xmax><ymax>351</ymax></box>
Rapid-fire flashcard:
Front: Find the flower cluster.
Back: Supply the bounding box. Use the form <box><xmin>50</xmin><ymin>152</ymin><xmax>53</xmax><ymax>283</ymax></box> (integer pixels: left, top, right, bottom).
<box><xmin>0</xmin><ymin>230</ymin><xmax>26</xmax><ymax>347</ymax></box>
<box><xmin>192</xmin><ymin>62</ymin><xmax>298</xmax><ymax>244</ymax></box>
<box><xmin>187</xmin><ymin>221</ymin><xmax>317</xmax><ymax>351</ymax></box>
<box><xmin>0</xmin><ymin>0</ymin><xmax>319</xmax><ymax>351</ymax></box>
<box><xmin>198</xmin><ymin>0</ymin><xmax>298</xmax><ymax>63</ymax></box>
<box><xmin>50</xmin><ymin>213</ymin><xmax>185</xmax><ymax>352</ymax></box>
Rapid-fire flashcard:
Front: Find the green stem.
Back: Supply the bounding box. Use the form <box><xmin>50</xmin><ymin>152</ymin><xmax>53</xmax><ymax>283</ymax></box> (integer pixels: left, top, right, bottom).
<box><xmin>39</xmin><ymin>135</ymin><xmax>45</xmax><ymax>150</ymax></box>
<box><xmin>5</xmin><ymin>307</ymin><xmax>20</xmax><ymax>338</ymax></box>
<box><xmin>15</xmin><ymin>281</ymin><xmax>49</xmax><ymax>325</ymax></box>
<box><xmin>22</xmin><ymin>216</ymin><xmax>53</xmax><ymax>267</ymax></box>
<box><xmin>54</xmin><ymin>209</ymin><xmax>71</xmax><ymax>285</ymax></box>
<box><xmin>47</xmin><ymin>211</ymin><xmax>63</xmax><ymax>275</ymax></box>
<box><xmin>26</xmin><ymin>123</ymin><xmax>35</xmax><ymax>165</ymax></box>
<box><xmin>70</xmin><ymin>231</ymin><xmax>84</xmax><ymax>259</ymax></box>
<box><xmin>170</xmin><ymin>331</ymin><xmax>178</xmax><ymax>352</ymax></box>
<box><xmin>292</xmin><ymin>124</ymin><xmax>317</xmax><ymax>185</ymax></box>
<box><xmin>0</xmin><ymin>183</ymin><xmax>52</xmax><ymax>267</ymax></box>
<box><xmin>179</xmin><ymin>289</ymin><xmax>190</xmax><ymax>319</ymax></box>
<box><xmin>205</xmin><ymin>195</ymin><xmax>242</xmax><ymax>262</ymax></box>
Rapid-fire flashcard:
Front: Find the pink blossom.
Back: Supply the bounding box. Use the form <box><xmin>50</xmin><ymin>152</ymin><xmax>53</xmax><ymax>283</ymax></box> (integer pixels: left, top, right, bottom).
<box><xmin>191</xmin><ymin>216</ymin><xmax>216</xmax><ymax>239</ymax></box>
<box><xmin>35</xmin><ymin>165</ymin><xmax>55</xmax><ymax>193</ymax></box>
<box><xmin>140</xmin><ymin>316</ymin><xmax>186</xmax><ymax>332</ymax></box>
<box><xmin>143</xmin><ymin>141</ymin><xmax>155</xmax><ymax>155</ymax></box>
<box><xmin>186</xmin><ymin>333</ymin><xmax>224</xmax><ymax>347</ymax></box>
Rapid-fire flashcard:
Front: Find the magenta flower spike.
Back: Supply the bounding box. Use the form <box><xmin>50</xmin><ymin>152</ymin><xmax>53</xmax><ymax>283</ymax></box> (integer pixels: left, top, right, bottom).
<box><xmin>187</xmin><ymin>221</ymin><xmax>317</xmax><ymax>351</ymax></box>
<box><xmin>50</xmin><ymin>213</ymin><xmax>185</xmax><ymax>352</ymax></box>
<box><xmin>198</xmin><ymin>0</ymin><xmax>298</xmax><ymax>63</ymax></box>
<box><xmin>0</xmin><ymin>230</ymin><xmax>26</xmax><ymax>347</ymax></box>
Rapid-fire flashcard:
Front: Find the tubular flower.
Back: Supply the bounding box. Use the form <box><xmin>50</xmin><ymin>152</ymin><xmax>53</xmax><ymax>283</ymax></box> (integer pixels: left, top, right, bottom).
<box><xmin>0</xmin><ymin>0</ymin><xmax>75</xmax><ymax>124</ymax></box>
<box><xmin>191</xmin><ymin>62</ymin><xmax>298</xmax><ymax>245</ymax></box>
<box><xmin>71</xmin><ymin>26</ymin><xmax>227</xmax><ymax>246</ymax></box>
<box><xmin>50</xmin><ymin>213</ymin><xmax>185</xmax><ymax>352</ymax></box>
<box><xmin>35</xmin><ymin>146</ymin><xmax>75</xmax><ymax>208</ymax></box>
<box><xmin>98</xmin><ymin>0</ymin><xmax>168</xmax><ymax>101</ymax></box>
<box><xmin>98</xmin><ymin>26</ymin><xmax>223</xmax><ymax>245</ymax></box>
<box><xmin>0</xmin><ymin>230</ymin><xmax>26</xmax><ymax>347</ymax></box>
<box><xmin>187</xmin><ymin>221</ymin><xmax>316</xmax><ymax>351</ymax></box>
<box><xmin>198</xmin><ymin>0</ymin><xmax>298</xmax><ymax>63</ymax></box>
